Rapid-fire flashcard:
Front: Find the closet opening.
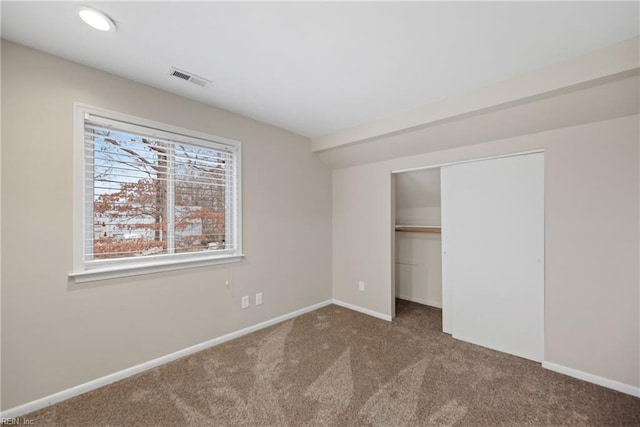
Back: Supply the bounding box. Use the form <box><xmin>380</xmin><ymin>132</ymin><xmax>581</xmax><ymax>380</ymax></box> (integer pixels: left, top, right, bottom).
<box><xmin>391</xmin><ymin>151</ymin><xmax>544</xmax><ymax>362</ymax></box>
<box><xmin>392</xmin><ymin>167</ymin><xmax>443</xmax><ymax>323</ymax></box>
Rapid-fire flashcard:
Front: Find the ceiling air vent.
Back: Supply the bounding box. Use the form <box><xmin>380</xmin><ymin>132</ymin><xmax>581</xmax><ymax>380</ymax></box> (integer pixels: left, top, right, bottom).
<box><xmin>168</xmin><ymin>67</ymin><xmax>211</xmax><ymax>88</ymax></box>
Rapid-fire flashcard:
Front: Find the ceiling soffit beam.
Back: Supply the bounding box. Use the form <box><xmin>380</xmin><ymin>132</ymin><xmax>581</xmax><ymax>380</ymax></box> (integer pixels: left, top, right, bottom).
<box><xmin>311</xmin><ymin>37</ymin><xmax>640</xmax><ymax>153</ymax></box>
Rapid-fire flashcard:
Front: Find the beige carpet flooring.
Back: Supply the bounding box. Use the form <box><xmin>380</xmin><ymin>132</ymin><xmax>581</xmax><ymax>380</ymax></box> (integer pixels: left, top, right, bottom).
<box><xmin>17</xmin><ymin>300</ymin><xmax>640</xmax><ymax>426</ymax></box>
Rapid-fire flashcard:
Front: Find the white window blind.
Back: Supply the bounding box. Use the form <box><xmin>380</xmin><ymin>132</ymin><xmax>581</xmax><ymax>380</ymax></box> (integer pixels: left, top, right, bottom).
<box><xmin>72</xmin><ymin>105</ymin><xmax>242</xmax><ymax>280</ymax></box>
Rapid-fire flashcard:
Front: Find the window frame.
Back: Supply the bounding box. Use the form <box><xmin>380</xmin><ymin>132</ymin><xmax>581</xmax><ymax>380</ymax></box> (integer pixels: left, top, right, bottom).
<box><xmin>70</xmin><ymin>103</ymin><xmax>243</xmax><ymax>283</ymax></box>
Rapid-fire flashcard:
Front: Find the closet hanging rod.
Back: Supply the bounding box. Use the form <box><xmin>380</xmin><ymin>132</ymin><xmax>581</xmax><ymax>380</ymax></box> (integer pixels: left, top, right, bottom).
<box><xmin>395</xmin><ymin>225</ymin><xmax>441</xmax><ymax>234</ymax></box>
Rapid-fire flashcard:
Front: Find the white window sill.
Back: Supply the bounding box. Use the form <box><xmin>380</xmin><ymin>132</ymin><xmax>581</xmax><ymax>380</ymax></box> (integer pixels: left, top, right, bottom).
<box><xmin>69</xmin><ymin>254</ymin><xmax>245</xmax><ymax>283</ymax></box>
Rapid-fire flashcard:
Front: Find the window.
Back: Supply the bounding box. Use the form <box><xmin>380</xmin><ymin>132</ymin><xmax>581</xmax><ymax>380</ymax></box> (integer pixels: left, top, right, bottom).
<box><xmin>71</xmin><ymin>104</ymin><xmax>242</xmax><ymax>282</ymax></box>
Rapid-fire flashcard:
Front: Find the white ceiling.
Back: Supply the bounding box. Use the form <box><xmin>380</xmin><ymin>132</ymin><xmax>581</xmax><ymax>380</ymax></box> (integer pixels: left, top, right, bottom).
<box><xmin>2</xmin><ymin>2</ymin><xmax>638</xmax><ymax>139</ymax></box>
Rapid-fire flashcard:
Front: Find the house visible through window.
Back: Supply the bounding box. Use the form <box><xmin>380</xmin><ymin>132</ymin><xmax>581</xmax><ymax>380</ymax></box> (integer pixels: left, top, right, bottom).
<box><xmin>72</xmin><ymin>105</ymin><xmax>242</xmax><ymax>281</ymax></box>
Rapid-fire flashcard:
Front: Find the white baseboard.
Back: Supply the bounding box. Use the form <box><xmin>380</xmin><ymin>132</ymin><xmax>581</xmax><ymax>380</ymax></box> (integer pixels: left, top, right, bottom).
<box><xmin>331</xmin><ymin>299</ymin><xmax>392</xmax><ymax>322</ymax></box>
<box><xmin>0</xmin><ymin>299</ymin><xmax>333</xmax><ymax>420</ymax></box>
<box><xmin>396</xmin><ymin>295</ymin><xmax>442</xmax><ymax>309</ymax></box>
<box><xmin>542</xmin><ymin>361</ymin><xmax>640</xmax><ymax>397</ymax></box>
<box><xmin>425</xmin><ymin>300</ymin><xmax>442</xmax><ymax>309</ymax></box>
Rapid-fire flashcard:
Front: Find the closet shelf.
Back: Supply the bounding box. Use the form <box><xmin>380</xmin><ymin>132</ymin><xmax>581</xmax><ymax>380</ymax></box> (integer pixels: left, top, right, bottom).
<box><xmin>395</xmin><ymin>225</ymin><xmax>441</xmax><ymax>234</ymax></box>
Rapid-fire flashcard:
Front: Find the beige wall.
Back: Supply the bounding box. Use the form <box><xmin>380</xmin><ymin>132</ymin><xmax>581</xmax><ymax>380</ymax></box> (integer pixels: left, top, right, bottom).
<box><xmin>332</xmin><ymin>114</ymin><xmax>639</xmax><ymax>388</ymax></box>
<box><xmin>0</xmin><ymin>41</ymin><xmax>332</xmax><ymax>410</ymax></box>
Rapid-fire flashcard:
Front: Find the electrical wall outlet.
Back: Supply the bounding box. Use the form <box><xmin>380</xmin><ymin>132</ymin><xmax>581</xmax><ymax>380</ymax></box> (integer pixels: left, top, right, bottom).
<box><xmin>359</xmin><ymin>281</ymin><xmax>365</xmax><ymax>291</ymax></box>
<box><xmin>256</xmin><ymin>292</ymin><xmax>263</xmax><ymax>306</ymax></box>
<box><xmin>241</xmin><ymin>296</ymin><xmax>249</xmax><ymax>309</ymax></box>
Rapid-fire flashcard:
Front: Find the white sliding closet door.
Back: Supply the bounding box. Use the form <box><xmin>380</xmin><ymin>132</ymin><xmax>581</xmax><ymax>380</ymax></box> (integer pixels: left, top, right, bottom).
<box><xmin>441</xmin><ymin>153</ymin><xmax>544</xmax><ymax>362</ymax></box>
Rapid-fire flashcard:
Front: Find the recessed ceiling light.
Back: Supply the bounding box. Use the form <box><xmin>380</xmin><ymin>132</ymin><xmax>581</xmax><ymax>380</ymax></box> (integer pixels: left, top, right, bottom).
<box><xmin>78</xmin><ymin>7</ymin><xmax>116</xmax><ymax>32</ymax></box>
